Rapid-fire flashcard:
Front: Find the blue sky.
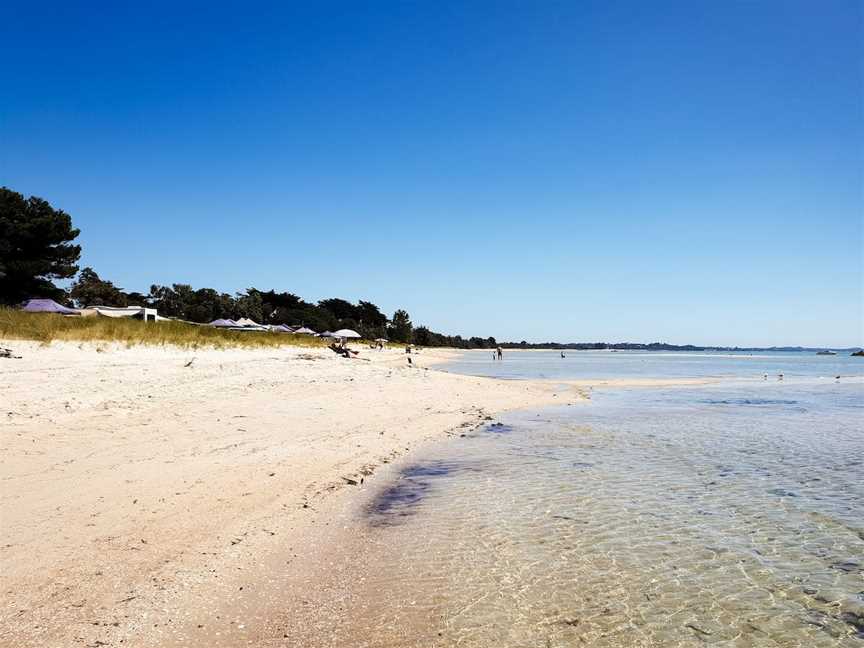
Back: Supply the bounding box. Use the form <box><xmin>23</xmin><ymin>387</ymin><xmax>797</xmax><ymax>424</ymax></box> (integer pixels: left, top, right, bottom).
<box><xmin>2</xmin><ymin>1</ymin><xmax>861</xmax><ymax>346</ymax></box>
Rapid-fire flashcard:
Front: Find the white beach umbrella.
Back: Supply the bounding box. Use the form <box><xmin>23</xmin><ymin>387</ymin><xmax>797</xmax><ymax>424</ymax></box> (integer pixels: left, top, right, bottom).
<box><xmin>293</xmin><ymin>326</ymin><xmax>317</xmax><ymax>335</ymax></box>
<box><xmin>332</xmin><ymin>329</ymin><xmax>361</xmax><ymax>339</ymax></box>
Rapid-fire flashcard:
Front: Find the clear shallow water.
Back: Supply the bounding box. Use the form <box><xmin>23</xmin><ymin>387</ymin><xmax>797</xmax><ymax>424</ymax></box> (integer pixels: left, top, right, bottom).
<box><xmin>441</xmin><ymin>349</ymin><xmax>863</xmax><ymax>381</ymax></box>
<box><xmin>295</xmin><ymin>354</ymin><xmax>864</xmax><ymax>647</ymax></box>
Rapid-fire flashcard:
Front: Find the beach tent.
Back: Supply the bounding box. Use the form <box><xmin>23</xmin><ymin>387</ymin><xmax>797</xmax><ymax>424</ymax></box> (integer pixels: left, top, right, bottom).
<box><xmin>293</xmin><ymin>326</ymin><xmax>317</xmax><ymax>335</ymax></box>
<box><xmin>21</xmin><ymin>299</ymin><xmax>80</xmax><ymax>315</ymax></box>
<box><xmin>209</xmin><ymin>319</ymin><xmax>238</xmax><ymax>328</ymax></box>
<box><xmin>233</xmin><ymin>318</ymin><xmax>268</xmax><ymax>331</ymax></box>
<box><xmin>81</xmin><ymin>306</ymin><xmax>158</xmax><ymax>322</ymax></box>
<box><xmin>270</xmin><ymin>324</ymin><xmax>294</xmax><ymax>333</ymax></box>
<box><xmin>235</xmin><ymin>317</ymin><xmax>265</xmax><ymax>328</ymax></box>
<box><xmin>317</xmin><ymin>331</ymin><xmax>335</xmax><ymax>338</ymax></box>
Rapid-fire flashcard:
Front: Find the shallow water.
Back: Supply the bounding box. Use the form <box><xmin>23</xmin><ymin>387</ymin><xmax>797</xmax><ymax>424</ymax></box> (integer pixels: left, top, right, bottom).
<box><xmin>440</xmin><ymin>349</ymin><xmax>862</xmax><ymax>381</ymax></box>
<box><xmin>296</xmin><ymin>353</ymin><xmax>864</xmax><ymax>647</ymax></box>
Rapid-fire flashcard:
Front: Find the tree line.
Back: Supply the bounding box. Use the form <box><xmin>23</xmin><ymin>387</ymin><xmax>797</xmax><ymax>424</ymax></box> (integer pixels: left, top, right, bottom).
<box><xmin>6</xmin><ymin>188</ymin><xmax>846</xmax><ymax>353</ymax></box>
<box><xmin>0</xmin><ymin>187</ymin><xmax>500</xmax><ymax>348</ymax></box>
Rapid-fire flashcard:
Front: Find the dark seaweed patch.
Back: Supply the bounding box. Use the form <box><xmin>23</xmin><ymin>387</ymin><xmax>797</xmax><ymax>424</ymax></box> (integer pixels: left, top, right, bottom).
<box><xmin>829</xmin><ymin>561</ymin><xmax>861</xmax><ymax>574</ymax></box>
<box><xmin>402</xmin><ymin>463</ymin><xmax>459</xmax><ymax>478</ymax></box>
<box><xmin>699</xmin><ymin>398</ymin><xmax>799</xmax><ymax>406</ymax></box>
<box><xmin>716</xmin><ymin>464</ymin><xmax>736</xmax><ymax>477</ymax></box>
<box><xmin>767</xmin><ymin>488</ymin><xmax>798</xmax><ymax>497</ymax></box>
<box><xmin>366</xmin><ymin>460</ymin><xmax>479</xmax><ymax>526</ymax></box>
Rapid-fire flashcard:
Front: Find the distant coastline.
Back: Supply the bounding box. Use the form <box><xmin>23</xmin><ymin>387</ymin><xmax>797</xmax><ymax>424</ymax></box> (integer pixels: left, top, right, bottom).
<box><xmin>497</xmin><ymin>342</ymin><xmax>863</xmax><ymax>353</ymax></box>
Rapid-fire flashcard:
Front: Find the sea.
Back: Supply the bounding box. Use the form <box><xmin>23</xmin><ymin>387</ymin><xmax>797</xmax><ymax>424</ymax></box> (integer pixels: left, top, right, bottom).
<box><xmin>298</xmin><ymin>351</ymin><xmax>864</xmax><ymax>647</ymax></box>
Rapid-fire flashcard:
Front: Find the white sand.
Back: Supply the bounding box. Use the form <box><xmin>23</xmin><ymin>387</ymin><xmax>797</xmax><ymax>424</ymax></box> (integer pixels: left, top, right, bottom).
<box><xmin>0</xmin><ymin>341</ymin><xmax>582</xmax><ymax>647</ymax></box>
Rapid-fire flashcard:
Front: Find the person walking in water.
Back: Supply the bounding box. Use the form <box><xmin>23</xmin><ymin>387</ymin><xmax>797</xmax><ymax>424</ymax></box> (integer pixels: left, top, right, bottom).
<box><xmin>496</xmin><ymin>346</ymin><xmax>503</xmax><ymax>360</ymax></box>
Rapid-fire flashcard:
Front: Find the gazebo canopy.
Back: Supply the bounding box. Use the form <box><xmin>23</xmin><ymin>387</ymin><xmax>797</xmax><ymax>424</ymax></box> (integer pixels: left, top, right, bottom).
<box><xmin>21</xmin><ymin>299</ymin><xmax>80</xmax><ymax>315</ymax></box>
<box><xmin>235</xmin><ymin>317</ymin><xmax>264</xmax><ymax>328</ymax></box>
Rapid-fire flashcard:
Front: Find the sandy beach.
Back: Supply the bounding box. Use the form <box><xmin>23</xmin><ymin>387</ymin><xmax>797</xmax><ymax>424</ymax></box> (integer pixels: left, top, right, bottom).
<box><xmin>0</xmin><ymin>341</ymin><xmax>583</xmax><ymax>648</ymax></box>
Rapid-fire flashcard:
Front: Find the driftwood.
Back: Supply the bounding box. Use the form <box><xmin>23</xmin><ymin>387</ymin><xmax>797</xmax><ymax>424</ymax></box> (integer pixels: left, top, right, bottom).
<box><xmin>0</xmin><ymin>348</ymin><xmax>21</xmax><ymax>359</ymax></box>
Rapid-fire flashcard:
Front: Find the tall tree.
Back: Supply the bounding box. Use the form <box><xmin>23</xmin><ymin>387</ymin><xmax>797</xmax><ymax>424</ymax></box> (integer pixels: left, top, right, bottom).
<box><xmin>318</xmin><ymin>298</ymin><xmax>358</xmax><ymax>321</ymax></box>
<box><xmin>353</xmin><ymin>301</ymin><xmax>386</xmax><ymax>339</ymax></box>
<box><xmin>186</xmin><ymin>288</ymin><xmax>231</xmax><ymax>322</ymax></box>
<box><xmin>357</xmin><ymin>300</ymin><xmax>387</xmax><ymax>327</ymax></box>
<box><xmin>388</xmin><ymin>309</ymin><xmax>413</xmax><ymax>343</ymax></box>
<box><xmin>69</xmin><ymin>267</ymin><xmax>128</xmax><ymax>307</ymax></box>
<box><xmin>148</xmin><ymin>284</ymin><xmax>194</xmax><ymax>319</ymax></box>
<box><xmin>0</xmin><ymin>187</ymin><xmax>81</xmax><ymax>304</ymax></box>
<box><xmin>235</xmin><ymin>289</ymin><xmax>264</xmax><ymax>322</ymax></box>
<box><xmin>413</xmin><ymin>326</ymin><xmax>432</xmax><ymax>346</ymax></box>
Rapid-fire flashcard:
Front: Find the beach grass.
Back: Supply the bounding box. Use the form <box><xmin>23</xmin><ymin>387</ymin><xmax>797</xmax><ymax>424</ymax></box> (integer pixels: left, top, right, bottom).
<box><xmin>0</xmin><ymin>308</ymin><xmax>329</xmax><ymax>349</ymax></box>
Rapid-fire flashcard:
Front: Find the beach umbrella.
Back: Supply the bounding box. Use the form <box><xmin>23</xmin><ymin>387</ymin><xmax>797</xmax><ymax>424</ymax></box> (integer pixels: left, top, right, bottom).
<box><xmin>375</xmin><ymin>337</ymin><xmax>388</xmax><ymax>342</ymax></box>
<box><xmin>317</xmin><ymin>331</ymin><xmax>335</xmax><ymax>338</ymax></box>
<box><xmin>332</xmin><ymin>329</ymin><xmax>361</xmax><ymax>344</ymax></box>
<box><xmin>293</xmin><ymin>327</ymin><xmax>317</xmax><ymax>335</ymax></box>
<box><xmin>332</xmin><ymin>329</ymin><xmax>361</xmax><ymax>339</ymax></box>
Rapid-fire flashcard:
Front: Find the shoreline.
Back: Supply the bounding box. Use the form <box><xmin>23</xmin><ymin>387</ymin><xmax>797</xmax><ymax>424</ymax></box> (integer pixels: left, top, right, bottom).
<box><xmin>0</xmin><ymin>341</ymin><xmax>577</xmax><ymax>647</ymax></box>
<box><xmin>0</xmin><ymin>341</ymin><xmax>748</xmax><ymax>647</ymax></box>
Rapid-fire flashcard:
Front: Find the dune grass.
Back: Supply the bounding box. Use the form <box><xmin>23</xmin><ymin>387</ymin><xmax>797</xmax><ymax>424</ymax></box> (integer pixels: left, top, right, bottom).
<box><xmin>0</xmin><ymin>308</ymin><xmax>329</xmax><ymax>349</ymax></box>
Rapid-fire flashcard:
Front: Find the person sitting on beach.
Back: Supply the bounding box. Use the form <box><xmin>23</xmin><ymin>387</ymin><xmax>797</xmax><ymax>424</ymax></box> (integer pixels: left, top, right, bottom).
<box><xmin>328</xmin><ymin>343</ymin><xmax>359</xmax><ymax>358</ymax></box>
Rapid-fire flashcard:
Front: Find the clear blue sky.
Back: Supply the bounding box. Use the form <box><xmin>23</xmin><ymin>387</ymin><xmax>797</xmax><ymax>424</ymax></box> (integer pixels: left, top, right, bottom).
<box><xmin>2</xmin><ymin>1</ymin><xmax>861</xmax><ymax>346</ymax></box>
